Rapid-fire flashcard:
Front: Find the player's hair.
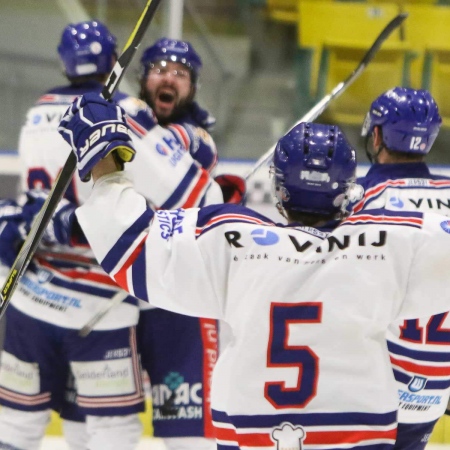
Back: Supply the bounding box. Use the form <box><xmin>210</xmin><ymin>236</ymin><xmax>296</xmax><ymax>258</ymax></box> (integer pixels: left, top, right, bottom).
<box><xmin>361</xmin><ymin>87</ymin><xmax>441</xmax><ymax>155</ymax></box>
<box><xmin>58</xmin><ymin>20</ymin><xmax>117</xmax><ymax>80</ymax></box>
<box><xmin>272</xmin><ymin>122</ymin><xmax>357</xmax><ymax>221</ymax></box>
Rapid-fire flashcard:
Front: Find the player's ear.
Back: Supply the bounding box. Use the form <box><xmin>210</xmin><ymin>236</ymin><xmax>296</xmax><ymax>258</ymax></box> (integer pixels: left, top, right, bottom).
<box><xmin>372</xmin><ymin>126</ymin><xmax>383</xmax><ymax>148</ymax></box>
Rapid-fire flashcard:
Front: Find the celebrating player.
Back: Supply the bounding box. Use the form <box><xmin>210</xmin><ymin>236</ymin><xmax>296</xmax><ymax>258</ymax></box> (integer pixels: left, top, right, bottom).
<box><xmin>58</xmin><ymin>92</ymin><xmax>450</xmax><ymax>450</ymax></box>
<box><xmin>0</xmin><ymin>21</ymin><xmax>146</xmax><ymax>450</ymax></box>
<box><xmin>135</xmin><ymin>37</ymin><xmax>222</xmax><ymax>450</ymax></box>
<box><xmin>355</xmin><ymin>86</ymin><xmax>450</xmax><ymax>450</ymax></box>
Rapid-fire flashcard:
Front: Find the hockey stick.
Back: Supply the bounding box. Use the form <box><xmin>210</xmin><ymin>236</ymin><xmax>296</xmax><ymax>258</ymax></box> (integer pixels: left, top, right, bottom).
<box><xmin>244</xmin><ymin>12</ymin><xmax>408</xmax><ymax>181</ymax></box>
<box><xmin>0</xmin><ymin>0</ymin><xmax>163</xmax><ymax>319</ymax></box>
<box><xmin>79</xmin><ymin>290</ymin><xmax>130</xmax><ymax>337</ymax></box>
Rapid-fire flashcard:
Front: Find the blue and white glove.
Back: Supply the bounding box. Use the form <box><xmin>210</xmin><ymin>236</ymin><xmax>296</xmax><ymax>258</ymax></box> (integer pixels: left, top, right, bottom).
<box><xmin>58</xmin><ymin>93</ymin><xmax>136</xmax><ymax>181</ymax></box>
<box><xmin>0</xmin><ymin>199</ymin><xmax>27</xmax><ymax>267</ymax></box>
<box><xmin>23</xmin><ymin>190</ymin><xmax>79</xmax><ymax>247</ymax></box>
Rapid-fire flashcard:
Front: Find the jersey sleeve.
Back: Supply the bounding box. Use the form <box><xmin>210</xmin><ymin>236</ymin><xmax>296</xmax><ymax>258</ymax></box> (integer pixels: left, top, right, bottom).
<box><xmin>399</xmin><ymin>212</ymin><xmax>450</xmax><ymax>319</ymax></box>
<box><xmin>76</xmin><ymin>171</ymin><xmax>224</xmax><ymax>319</ymax></box>
<box><xmin>168</xmin><ymin>123</ymin><xmax>218</xmax><ymax>172</ymax></box>
<box><xmin>125</xmin><ymin>124</ymin><xmax>223</xmax><ymax>210</ymax></box>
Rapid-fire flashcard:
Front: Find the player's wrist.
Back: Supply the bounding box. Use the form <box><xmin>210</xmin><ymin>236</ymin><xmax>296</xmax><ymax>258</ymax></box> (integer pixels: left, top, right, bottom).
<box><xmin>92</xmin><ymin>154</ymin><xmax>120</xmax><ymax>182</ymax></box>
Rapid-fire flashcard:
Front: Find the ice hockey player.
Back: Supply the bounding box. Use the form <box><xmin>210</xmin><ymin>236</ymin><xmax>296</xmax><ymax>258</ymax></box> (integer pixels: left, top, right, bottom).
<box><xmin>355</xmin><ymin>86</ymin><xmax>450</xmax><ymax>450</ymax></box>
<box><xmin>58</xmin><ymin>92</ymin><xmax>450</xmax><ymax>450</ymax></box>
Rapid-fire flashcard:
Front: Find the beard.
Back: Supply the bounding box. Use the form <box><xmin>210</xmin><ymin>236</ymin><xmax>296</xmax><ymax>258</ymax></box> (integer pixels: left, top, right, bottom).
<box><xmin>140</xmin><ymin>84</ymin><xmax>196</xmax><ymax>126</ymax></box>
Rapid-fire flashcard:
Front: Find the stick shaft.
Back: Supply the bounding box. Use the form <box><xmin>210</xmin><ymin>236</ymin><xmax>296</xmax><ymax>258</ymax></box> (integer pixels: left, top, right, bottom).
<box><xmin>245</xmin><ymin>12</ymin><xmax>408</xmax><ymax>181</ymax></box>
<box><xmin>0</xmin><ymin>0</ymin><xmax>164</xmax><ymax>319</ymax></box>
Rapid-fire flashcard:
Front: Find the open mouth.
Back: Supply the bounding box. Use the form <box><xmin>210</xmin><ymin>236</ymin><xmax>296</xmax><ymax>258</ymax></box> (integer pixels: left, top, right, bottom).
<box><xmin>158</xmin><ymin>91</ymin><xmax>175</xmax><ymax>105</ymax></box>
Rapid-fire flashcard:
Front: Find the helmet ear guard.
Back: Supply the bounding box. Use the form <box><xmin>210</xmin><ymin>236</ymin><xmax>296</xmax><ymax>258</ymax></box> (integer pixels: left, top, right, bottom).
<box><xmin>272</xmin><ymin>122</ymin><xmax>359</xmax><ymax>219</ymax></box>
<box><xmin>58</xmin><ymin>20</ymin><xmax>117</xmax><ymax>78</ymax></box>
<box><xmin>361</xmin><ymin>87</ymin><xmax>442</xmax><ymax>155</ymax></box>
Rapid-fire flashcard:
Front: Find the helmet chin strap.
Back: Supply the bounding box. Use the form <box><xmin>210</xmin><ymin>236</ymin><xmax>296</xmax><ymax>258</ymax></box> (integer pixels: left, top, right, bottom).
<box><xmin>275</xmin><ymin>202</ymin><xmax>289</xmax><ymax>221</ymax></box>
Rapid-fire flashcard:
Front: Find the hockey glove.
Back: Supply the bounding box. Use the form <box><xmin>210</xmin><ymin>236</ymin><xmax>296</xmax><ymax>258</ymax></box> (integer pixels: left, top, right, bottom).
<box><xmin>214</xmin><ymin>174</ymin><xmax>247</xmax><ymax>204</ymax></box>
<box><xmin>0</xmin><ymin>199</ymin><xmax>27</xmax><ymax>267</ymax></box>
<box><xmin>22</xmin><ymin>190</ymin><xmax>81</xmax><ymax>247</ymax></box>
<box><xmin>58</xmin><ymin>93</ymin><xmax>136</xmax><ymax>181</ymax></box>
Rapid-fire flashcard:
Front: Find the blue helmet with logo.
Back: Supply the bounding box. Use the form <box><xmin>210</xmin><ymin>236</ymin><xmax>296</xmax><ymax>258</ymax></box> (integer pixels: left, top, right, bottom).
<box><xmin>273</xmin><ymin>122</ymin><xmax>357</xmax><ymax>216</ymax></box>
<box><xmin>140</xmin><ymin>38</ymin><xmax>202</xmax><ymax>84</ymax></box>
<box><xmin>58</xmin><ymin>20</ymin><xmax>117</xmax><ymax>78</ymax></box>
<box><xmin>361</xmin><ymin>87</ymin><xmax>441</xmax><ymax>155</ymax></box>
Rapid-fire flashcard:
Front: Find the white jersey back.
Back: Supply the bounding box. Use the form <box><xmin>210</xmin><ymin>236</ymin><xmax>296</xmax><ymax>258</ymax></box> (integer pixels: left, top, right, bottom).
<box><xmin>78</xmin><ymin>172</ymin><xmax>450</xmax><ymax>448</ymax></box>
<box><xmin>356</xmin><ymin>164</ymin><xmax>450</xmax><ymax>423</ymax></box>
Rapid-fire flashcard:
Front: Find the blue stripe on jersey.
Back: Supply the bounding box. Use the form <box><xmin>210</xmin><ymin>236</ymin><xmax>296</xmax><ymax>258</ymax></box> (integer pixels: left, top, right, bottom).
<box><xmin>196</xmin><ymin>204</ymin><xmax>275</xmax><ymax>229</ymax></box>
<box><xmin>160</xmin><ymin>163</ymin><xmax>199</xmax><ymax>209</ymax></box>
<box><xmin>217</xmin><ymin>445</ymin><xmax>395</xmax><ymax>450</ymax></box>
<box><xmin>28</xmin><ymin>265</ymin><xmax>117</xmax><ymax>299</ymax></box>
<box><xmin>393</xmin><ymin>369</ymin><xmax>450</xmax><ymax>389</ymax></box>
<box><xmin>388</xmin><ymin>340</ymin><xmax>450</xmax><ymax>363</ymax></box>
<box><xmin>343</xmin><ymin>209</ymin><xmax>424</xmax><ymax>228</ymax></box>
<box><xmin>212</xmin><ymin>409</ymin><xmax>397</xmax><ymax>428</ymax></box>
<box><xmin>132</xmin><ymin>245</ymin><xmax>148</xmax><ymax>302</ymax></box>
<box><xmin>102</xmin><ymin>209</ymin><xmax>154</xmax><ymax>274</ymax></box>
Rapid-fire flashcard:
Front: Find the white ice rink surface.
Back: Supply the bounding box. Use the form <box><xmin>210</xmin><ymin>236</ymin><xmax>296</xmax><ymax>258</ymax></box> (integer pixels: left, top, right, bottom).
<box><xmin>39</xmin><ymin>440</ymin><xmax>450</xmax><ymax>450</ymax></box>
<box><xmin>41</xmin><ymin>437</ymin><xmax>167</xmax><ymax>449</ymax></box>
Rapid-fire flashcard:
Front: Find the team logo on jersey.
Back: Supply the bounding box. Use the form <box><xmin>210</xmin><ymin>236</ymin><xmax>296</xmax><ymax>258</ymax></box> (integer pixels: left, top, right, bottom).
<box><xmin>37</xmin><ymin>268</ymin><xmax>53</xmax><ymax>284</ymax></box>
<box><xmin>156</xmin><ymin>209</ymin><xmax>185</xmax><ymax>240</ymax></box>
<box><xmin>156</xmin><ymin>142</ymin><xmax>170</xmax><ymax>155</ymax></box>
<box><xmin>389</xmin><ymin>196</ymin><xmax>404</xmax><ymax>209</ymax></box>
<box><xmin>408</xmin><ymin>376</ymin><xmax>427</xmax><ymax>392</ymax></box>
<box><xmin>440</xmin><ymin>220</ymin><xmax>450</xmax><ymax>234</ymax></box>
<box><xmin>251</xmin><ymin>229</ymin><xmax>279</xmax><ymax>246</ymax></box>
<box><xmin>32</xmin><ymin>114</ymin><xmax>42</xmax><ymax>125</ymax></box>
<box><xmin>271</xmin><ymin>422</ymin><xmax>306</xmax><ymax>450</ymax></box>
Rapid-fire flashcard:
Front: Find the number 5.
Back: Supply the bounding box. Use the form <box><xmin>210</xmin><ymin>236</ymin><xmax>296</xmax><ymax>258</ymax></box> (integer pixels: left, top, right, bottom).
<box><xmin>265</xmin><ymin>302</ymin><xmax>321</xmax><ymax>409</ymax></box>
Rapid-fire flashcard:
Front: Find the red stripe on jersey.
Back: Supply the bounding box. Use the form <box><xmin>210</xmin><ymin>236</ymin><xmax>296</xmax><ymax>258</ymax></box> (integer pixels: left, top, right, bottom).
<box><xmin>169</xmin><ymin>124</ymin><xmax>190</xmax><ymax>149</ymax></box>
<box><xmin>37</xmin><ymin>94</ymin><xmax>77</xmax><ymax>105</ymax></box>
<box><xmin>344</xmin><ymin>214</ymin><xmax>423</xmax><ymax>226</ymax></box>
<box><xmin>114</xmin><ymin>235</ymin><xmax>147</xmax><ymax>291</ymax></box>
<box><xmin>215</xmin><ymin>425</ymin><xmax>396</xmax><ymax>447</ymax></box>
<box><xmin>126</xmin><ymin>115</ymin><xmax>147</xmax><ymax>138</ymax></box>
<box><xmin>200</xmin><ymin>319</ymin><xmax>218</xmax><ymax>438</ymax></box>
<box><xmin>353</xmin><ymin>180</ymin><xmax>408</xmax><ymax>212</ymax></box>
<box><xmin>196</xmin><ymin>213</ymin><xmax>272</xmax><ymax>236</ymax></box>
<box><xmin>36</xmin><ymin>258</ymin><xmax>118</xmax><ymax>286</ymax></box>
<box><xmin>304</xmin><ymin>428</ymin><xmax>397</xmax><ymax>445</ymax></box>
<box><xmin>183</xmin><ymin>168</ymin><xmax>210</xmax><ymax>208</ymax></box>
<box><xmin>390</xmin><ymin>355</ymin><xmax>450</xmax><ymax>376</ymax></box>
<box><xmin>214</xmin><ymin>427</ymin><xmax>272</xmax><ymax>446</ymax></box>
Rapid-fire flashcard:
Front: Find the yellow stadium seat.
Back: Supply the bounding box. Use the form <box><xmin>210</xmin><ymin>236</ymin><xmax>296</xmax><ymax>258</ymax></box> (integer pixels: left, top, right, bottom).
<box><xmin>296</xmin><ymin>0</ymin><xmax>411</xmax><ymax>124</ymax></box>
<box><xmin>368</xmin><ymin>0</ymin><xmax>436</xmax><ymax>5</ymax></box>
<box><xmin>402</xmin><ymin>4</ymin><xmax>450</xmax><ymax>125</ymax></box>
<box><xmin>266</xmin><ymin>0</ymin><xmax>298</xmax><ymax>23</ymax></box>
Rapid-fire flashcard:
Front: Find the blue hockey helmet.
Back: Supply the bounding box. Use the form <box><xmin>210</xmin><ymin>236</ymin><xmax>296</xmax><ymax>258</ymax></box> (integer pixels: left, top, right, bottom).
<box><xmin>58</xmin><ymin>20</ymin><xmax>117</xmax><ymax>78</ymax></box>
<box><xmin>361</xmin><ymin>87</ymin><xmax>442</xmax><ymax>155</ymax></box>
<box><xmin>273</xmin><ymin>122</ymin><xmax>357</xmax><ymax>216</ymax></box>
<box><xmin>140</xmin><ymin>38</ymin><xmax>202</xmax><ymax>84</ymax></box>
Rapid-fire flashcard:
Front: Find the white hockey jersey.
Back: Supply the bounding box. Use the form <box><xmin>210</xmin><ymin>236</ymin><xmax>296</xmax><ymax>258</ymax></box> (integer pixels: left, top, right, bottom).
<box><xmin>15</xmin><ymin>83</ymin><xmax>222</xmax><ymax>329</ymax></box>
<box><xmin>77</xmin><ymin>171</ymin><xmax>450</xmax><ymax>449</ymax></box>
<box><xmin>356</xmin><ymin>162</ymin><xmax>450</xmax><ymax>424</ymax></box>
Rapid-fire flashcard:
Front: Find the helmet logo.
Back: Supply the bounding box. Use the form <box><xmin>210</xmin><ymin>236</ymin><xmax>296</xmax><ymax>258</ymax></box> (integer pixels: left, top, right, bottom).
<box><xmin>300</xmin><ymin>170</ymin><xmax>330</xmax><ymax>183</ymax></box>
<box><xmin>89</xmin><ymin>42</ymin><xmax>102</xmax><ymax>55</ymax></box>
